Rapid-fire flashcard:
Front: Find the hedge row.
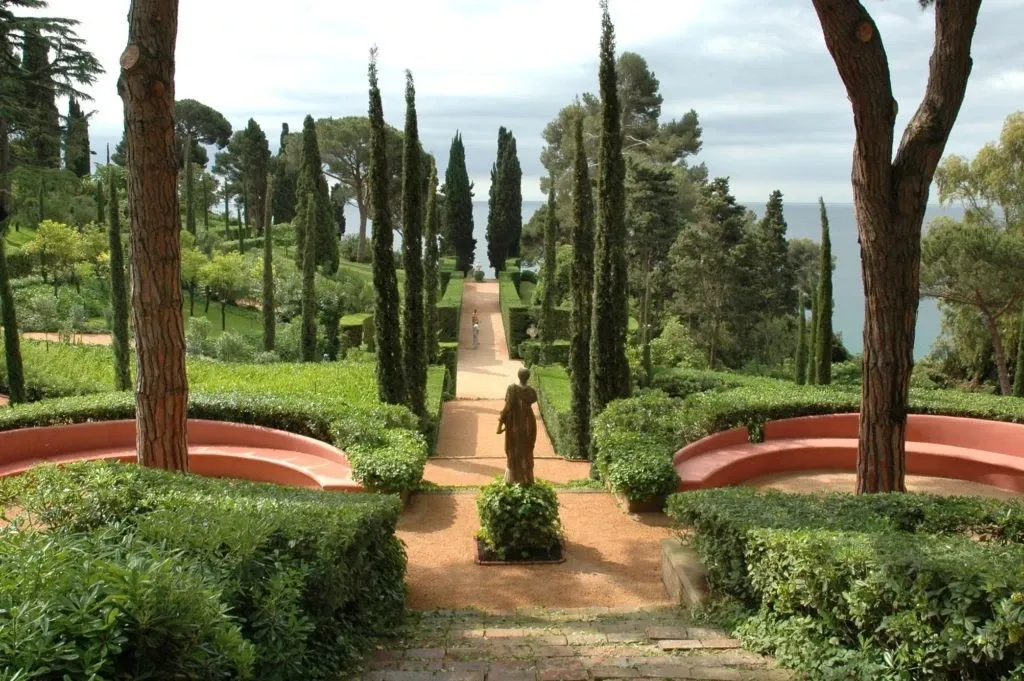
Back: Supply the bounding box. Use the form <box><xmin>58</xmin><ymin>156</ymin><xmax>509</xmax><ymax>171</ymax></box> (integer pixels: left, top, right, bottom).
<box><xmin>520</xmin><ymin>340</ymin><xmax>570</xmax><ymax>367</ymax></box>
<box><xmin>529</xmin><ymin>365</ymin><xmax>575</xmax><ymax>459</ymax></box>
<box><xmin>340</xmin><ymin>312</ymin><xmax>371</xmax><ymax>349</ymax></box>
<box><xmin>438</xmin><ymin>341</ymin><xmax>458</xmax><ymax>400</ymax></box>
<box><xmin>437</xmin><ymin>274</ymin><xmax>464</xmax><ymax>342</ymax></box>
<box><xmin>666</xmin><ymin>488</ymin><xmax>1024</xmax><ymax>680</ymax></box>
<box><xmin>0</xmin><ymin>390</ymin><xmax>428</xmax><ymax>495</ymax></box>
<box><xmin>0</xmin><ymin>461</ymin><xmax>406</xmax><ymax>680</ymax></box>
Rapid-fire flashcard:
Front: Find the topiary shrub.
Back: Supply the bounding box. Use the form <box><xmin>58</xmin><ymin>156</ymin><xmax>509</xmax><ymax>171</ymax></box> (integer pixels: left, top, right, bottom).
<box><xmin>476</xmin><ymin>479</ymin><xmax>562</xmax><ymax>560</ymax></box>
<box><xmin>473</xmin><ymin>270</ymin><xmax>484</xmax><ymax>282</ymax></box>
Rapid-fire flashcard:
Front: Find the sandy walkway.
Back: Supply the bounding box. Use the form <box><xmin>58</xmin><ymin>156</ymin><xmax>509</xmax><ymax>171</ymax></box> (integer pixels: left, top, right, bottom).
<box><xmin>0</xmin><ymin>395</ymin><xmax>7</xmax><ymax>407</ymax></box>
<box><xmin>398</xmin><ymin>492</ymin><xmax>673</xmax><ymax>611</ymax></box>
<box><xmin>456</xmin><ymin>282</ymin><xmax>524</xmax><ymax>400</ymax></box>
<box><xmin>748</xmin><ymin>470</ymin><xmax>1021</xmax><ymax>500</ymax></box>
<box><xmin>22</xmin><ymin>332</ymin><xmax>114</xmax><ymax>345</ymax></box>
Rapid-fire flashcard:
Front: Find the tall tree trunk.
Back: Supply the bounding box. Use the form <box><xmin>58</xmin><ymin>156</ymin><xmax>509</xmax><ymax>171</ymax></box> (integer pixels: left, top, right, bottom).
<box><xmin>979</xmin><ymin>304</ymin><xmax>1012</xmax><ymax>396</ymax></box>
<box><xmin>223</xmin><ymin>192</ymin><xmax>229</xmax><ymax>238</ymax></box>
<box><xmin>357</xmin><ymin>197</ymin><xmax>368</xmax><ymax>262</ymax></box>
<box><xmin>811</xmin><ymin>0</ymin><xmax>982</xmax><ymax>494</ymax></box>
<box><xmin>108</xmin><ymin>168</ymin><xmax>131</xmax><ymax>391</ymax></box>
<box><xmin>0</xmin><ymin>118</ymin><xmax>10</xmax><ymax>229</ymax></box>
<box><xmin>640</xmin><ymin>255</ymin><xmax>651</xmax><ymax>388</ymax></box>
<box><xmin>184</xmin><ymin>133</ymin><xmax>194</xmax><ymax>235</ymax></box>
<box><xmin>221</xmin><ymin>301</ymin><xmax>227</xmax><ymax>331</ymax></box>
<box><xmin>202</xmin><ymin>173</ymin><xmax>210</xmax><ymax>233</ymax></box>
<box><xmin>117</xmin><ymin>0</ymin><xmax>188</xmax><ymax>472</ymax></box>
<box><xmin>0</xmin><ymin>239</ymin><xmax>25</xmax><ymax>404</ymax></box>
<box><xmin>188</xmin><ymin>284</ymin><xmax>194</xmax><ymax>316</ymax></box>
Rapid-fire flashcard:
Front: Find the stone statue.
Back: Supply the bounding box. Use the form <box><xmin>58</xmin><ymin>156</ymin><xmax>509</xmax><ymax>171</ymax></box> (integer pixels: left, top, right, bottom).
<box><xmin>497</xmin><ymin>367</ymin><xmax>538</xmax><ymax>485</ymax></box>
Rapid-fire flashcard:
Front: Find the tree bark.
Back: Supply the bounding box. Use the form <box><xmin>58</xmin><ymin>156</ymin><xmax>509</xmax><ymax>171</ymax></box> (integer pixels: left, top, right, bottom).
<box><xmin>979</xmin><ymin>302</ymin><xmax>1013</xmax><ymax>395</ymax></box>
<box><xmin>117</xmin><ymin>0</ymin><xmax>188</xmax><ymax>472</ymax></box>
<box><xmin>811</xmin><ymin>0</ymin><xmax>981</xmax><ymax>494</ymax></box>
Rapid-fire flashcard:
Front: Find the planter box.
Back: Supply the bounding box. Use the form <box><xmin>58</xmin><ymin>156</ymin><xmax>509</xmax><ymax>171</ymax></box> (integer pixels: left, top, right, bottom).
<box><xmin>614</xmin><ymin>491</ymin><xmax>667</xmax><ymax>514</ymax></box>
<box><xmin>661</xmin><ymin>538</ymin><xmax>708</xmax><ymax>608</ymax></box>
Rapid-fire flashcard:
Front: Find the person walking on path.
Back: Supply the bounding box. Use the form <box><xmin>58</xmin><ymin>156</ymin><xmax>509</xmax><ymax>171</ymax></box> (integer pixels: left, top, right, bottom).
<box><xmin>471</xmin><ymin>308</ymin><xmax>480</xmax><ymax>349</ymax></box>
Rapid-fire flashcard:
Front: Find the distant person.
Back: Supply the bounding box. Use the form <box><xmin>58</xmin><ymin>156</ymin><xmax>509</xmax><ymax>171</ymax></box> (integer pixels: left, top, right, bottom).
<box><xmin>473</xmin><ymin>321</ymin><xmax>480</xmax><ymax>349</ymax></box>
<box><xmin>472</xmin><ymin>309</ymin><xmax>479</xmax><ymax>326</ymax></box>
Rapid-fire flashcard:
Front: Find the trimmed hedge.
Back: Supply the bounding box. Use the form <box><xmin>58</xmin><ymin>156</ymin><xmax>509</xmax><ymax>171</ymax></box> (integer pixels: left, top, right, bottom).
<box><xmin>340</xmin><ymin>312</ymin><xmax>371</xmax><ymax>349</ymax></box>
<box><xmin>666</xmin><ymin>487</ymin><xmax>1024</xmax><ymax>601</ymax></box>
<box><xmin>0</xmin><ymin>462</ymin><xmax>406</xmax><ymax>680</ymax></box>
<box><xmin>0</xmin><ymin>391</ymin><xmax>428</xmax><ymax>495</ymax></box>
<box><xmin>499</xmin><ymin>272</ymin><xmax>532</xmax><ymax>359</ymax></box>
<box><xmin>520</xmin><ymin>340</ymin><xmax>570</xmax><ymax>367</ymax></box>
<box><xmin>530</xmin><ymin>365</ymin><xmax>575</xmax><ymax>459</ymax></box>
<box><xmin>437</xmin><ymin>341</ymin><xmax>458</xmax><ymax>400</ymax></box>
<box><xmin>740</xmin><ymin>528</ymin><xmax>1024</xmax><ymax>680</ymax></box>
<box><xmin>437</xmin><ymin>275</ymin><xmax>464</xmax><ymax>342</ymax></box>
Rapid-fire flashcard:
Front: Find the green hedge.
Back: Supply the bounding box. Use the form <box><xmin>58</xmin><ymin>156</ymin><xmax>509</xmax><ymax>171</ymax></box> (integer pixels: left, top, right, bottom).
<box><xmin>665</xmin><ymin>487</ymin><xmax>1024</xmax><ymax>601</ymax></box>
<box><xmin>0</xmin><ymin>391</ymin><xmax>427</xmax><ymax>495</ymax></box>
<box><xmin>437</xmin><ymin>341</ymin><xmax>458</xmax><ymax>400</ymax></box>
<box><xmin>437</xmin><ymin>276</ymin><xmax>464</xmax><ymax>342</ymax></box>
<box><xmin>0</xmin><ymin>462</ymin><xmax>406</xmax><ymax>680</ymax></box>
<box><xmin>499</xmin><ymin>272</ymin><xmax>531</xmax><ymax>359</ymax></box>
<box><xmin>529</xmin><ymin>365</ymin><xmax>574</xmax><ymax>459</ymax></box>
<box><xmin>340</xmin><ymin>312</ymin><xmax>371</xmax><ymax>349</ymax></box>
<box><xmin>520</xmin><ymin>340</ymin><xmax>570</xmax><ymax>367</ymax></box>
<box><xmin>739</xmin><ymin>529</ymin><xmax>1024</xmax><ymax>680</ymax></box>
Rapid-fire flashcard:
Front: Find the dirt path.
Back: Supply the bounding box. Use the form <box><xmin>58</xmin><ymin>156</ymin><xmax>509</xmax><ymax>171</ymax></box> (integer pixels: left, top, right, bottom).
<box><xmin>22</xmin><ymin>332</ymin><xmax>114</xmax><ymax>345</ymax></box>
<box><xmin>748</xmin><ymin>470</ymin><xmax>1020</xmax><ymax>500</ymax></box>
<box><xmin>403</xmin><ymin>281</ymin><xmax>670</xmax><ymax>611</ymax></box>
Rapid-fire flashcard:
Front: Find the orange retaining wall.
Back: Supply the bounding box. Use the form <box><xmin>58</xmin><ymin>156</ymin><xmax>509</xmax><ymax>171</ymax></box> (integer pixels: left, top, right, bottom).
<box><xmin>674</xmin><ymin>413</ymin><xmax>1024</xmax><ymax>494</ymax></box>
<box><xmin>0</xmin><ymin>419</ymin><xmax>360</xmax><ymax>492</ymax></box>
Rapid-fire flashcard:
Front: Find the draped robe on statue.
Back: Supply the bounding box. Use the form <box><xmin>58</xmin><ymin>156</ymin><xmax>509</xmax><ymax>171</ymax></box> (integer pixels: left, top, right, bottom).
<box><xmin>497</xmin><ymin>382</ymin><xmax>538</xmax><ymax>485</ymax></box>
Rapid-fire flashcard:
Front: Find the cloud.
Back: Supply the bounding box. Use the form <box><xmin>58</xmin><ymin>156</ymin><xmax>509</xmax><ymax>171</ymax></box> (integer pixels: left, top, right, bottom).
<box><xmin>39</xmin><ymin>0</ymin><xmax>1024</xmax><ymax>204</ymax></box>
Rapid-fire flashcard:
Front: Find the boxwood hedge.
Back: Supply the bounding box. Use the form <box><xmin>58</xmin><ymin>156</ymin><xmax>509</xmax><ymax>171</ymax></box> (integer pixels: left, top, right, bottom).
<box><xmin>0</xmin><ymin>461</ymin><xmax>406</xmax><ymax>680</ymax></box>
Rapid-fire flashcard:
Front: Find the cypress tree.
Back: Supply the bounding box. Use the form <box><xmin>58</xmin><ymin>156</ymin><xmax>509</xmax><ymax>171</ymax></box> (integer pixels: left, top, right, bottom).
<box><xmin>368</xmin><ymin>49</ymin><xmax>407</xmax><ymax>405</ymax></box>
<box><xmin>401</xmin><ymin>71</ymin><xmax>426</xmax><ymax>421</ymax></box>
<box><xmin>0</xmin><ymin>238</ymin><xmax>25</xmax><ymax>404</ymax></box>
<box><xmin>795</xmin><ymin>293</ymin><xmax>808</xmax><ymax>385</ymax></box>
<box><xmin>814</xmin><ymin>197</ymin><xmax>833</xmax><ymax>385</ymax></box>
<box><xmin>263</xmin><ymin>173</ymin><xmax>276</xmax><ymax>352</ymax></box>
<box><xmin>1013</xmin><ymin>306</ymin><xmax>1024</xmax><ymax>397</ymax></box>
<box><xmin>570</xmin><ymin>115</ymin><xmax>595</xmax><ymax>462</ymax></box>
<box><xmin>807</xmin><ymin>291</ymin><xmax>818</xmax><ymax>385</ymax></box>
<box><xmin>445</xmin><ymin>133</ymin><xmax>475</xmax><ymax>274</ymax></box>
<box><xmin>293</xmin><ymin>116</ymin><xmax>339</xmax><ymax>274</ymax></box>
<box><xmin>590</xmin><ymin>1</ymin><xmax>631</xmax><ymax>416</ymax></box>
<box><xmin>108</xmin><ymin>166</ymin><xmax>131</xmax><ymax>391</ymax></box>
<box><xmin>538</xmin><ymin>182</ymin><xmax>558</xmax><ymax>349</ymax></box>
<box><xmin>503</xmin><ymin>134</ymin><xmax>523</xmax><ymax>259</ymax></box>
<box><xmin>272</xmin><ymin>123</ymin><xmax>298</xmax><ymax>224</ymax></box>
<box><xmin>64</xmin><ymin>97</ymin><xmax>91</xmax><ymax>177</ymax></box>
<box><xmin>300</xmin><ymin>191</ymin><xmax>317</xmax><ymax>362</ymax></box>
<box><xmin>486</xmin><ymin>127</ymin><xmax>510</xmax><ymax>272</ymax></box>
<box><xmin>95</xmin><ymin>178</ymin><xmax>105</xmax><ymax>225</ymax></box>
<box><xmin>424</xmin><ymin>166</ymin><xmax>441</xmax><ymax>363</ymax></box>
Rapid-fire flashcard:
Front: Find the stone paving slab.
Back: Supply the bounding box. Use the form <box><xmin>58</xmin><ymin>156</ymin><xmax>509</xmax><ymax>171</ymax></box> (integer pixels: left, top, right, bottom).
<box><xmin>348</xmin><ymin>611</ymin><xmax>793</xmax><ymax>681</ymax></box>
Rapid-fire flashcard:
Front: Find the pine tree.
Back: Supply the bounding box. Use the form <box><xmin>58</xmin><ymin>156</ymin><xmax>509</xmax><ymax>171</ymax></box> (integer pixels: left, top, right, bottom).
<box><xmin>486</xmin><ymin>127</ymin><xmax>510</xmax><ymax>272</ymax></box>
<box><xmin>108</xmin><ymin>165</ymin><xmax>130</xmax><ymax>391</ymax></box>
<box><xmin>807</xmin><ymin>291</ymin><xmax>818</xmax><ymax>386</ymax></box>
<box><xmin>401</xmin><ymin>71</ymin><xmax>426</xmax><ymax>421</ymax></box>
<box><xmin>794</xmin><ymin>292</ymin><xmax>808</xmax><ymax>385</ymax></box>
<box><xmin>1015</xmin><ymin>307</ymin><xmax>1024</xmax><ymax>398</ymax></box>
<box><xmin>445</xmin><ymin>133</ymin><xmax>475</xmax><ymax>274</ymax></box>
<box><xmin>569</xmin><ymin>115</ymin><xmax>595</xmax><ymax>462</ymax></box>
<box><xmin>814</xmin><ymin>197</ymin><xmax>833</xmax><ymax>385</ymax></box>
<box><xmin>300</xmin><ymin>191</ymin><xmax>317</xmax><ymax>362</ymax></box>
<box><xmin>64</xmin><ymin>96</ymin><xmax>91</xmax><ymax>177</ymax></box>
<box><xmin>0</xmin><ymin>238</ymin><xmax>25</xmax><ymax>403</ymax></box>
<box><xmin>424</xmin><ymin>166</ymin><xmax>441</xmax><ymax>363</ymax></box>
<box><xmin>368</xmin><ymin>49</ymin><xmax>406</xmax><ymax>405</ymax></box>
<box><xmin>293</xmin><ymin>116</ymin><xmax>338</xmax><ymax>274</ymax></box>
<box><xmin>263</xmin><ymin>173</ymin><xmax>276</xmax><ymax>352</ymax></box>
<box><xmin>590</xmin><ymin>1</ymin><xmax>631</xmax><ymax>416</ymax></box>
<box><xmin>272</xmin><ymin>123</ymin><xmax>297</xmax><ymax>224</ymax></box>
<box><xmin>538</xmin><ymin>182</ymin><xmax>558</xmax><ymax>349</ymax></box>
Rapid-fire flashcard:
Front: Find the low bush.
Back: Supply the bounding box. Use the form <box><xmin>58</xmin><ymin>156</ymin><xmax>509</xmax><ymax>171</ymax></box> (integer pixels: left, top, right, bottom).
<box><xmin>602</xmin><ymin>433</ymin><xmax>678</xmax><ymax>502</ymax></box>
<box><xmin>529</xmin><ymin>365</ymin><xmax>574</xmax><ymax>458</ymax></box>
<box><xmin>340</xmin><ymin>312</ymin><xmax>370</xmax><ymax>348</ymax></box>
<box><xmin>665</xmin><ymin>487</ymin><xmax>1024</xmax><ymax>601</ymax></box>
<box><xmin>476</xmin><ymin>479</ymin><xmax>562</xmax><ymax>560</ymax></box>
<box><xmin>437</xmin><ymin>276</ymin><xmax>464</xmax><ymax>342</ymax></box>
<box><xmin>474</xmin><ymin>270</ymin><xmax>484</xmax><ymax>282</ymax></box>
<box><xmin>0</xmin><ymin>525</ymin><xmax>255</xmax><ymax>678</ymax></box>
<box><xmin>519</xmin><ymin>340</ymin><xmax>570</xmax><ymax>367</ymax></box>
<box><xmin>650</xmin><ymin>367</ymin><xmax>750</xmax><ymax>400</ymax></box>
<box><xmin>1</xmin><ymin>462</ymin><xmax>406</xmax><ymax>681</ymax></box>
<box><xmin>737</xmin><ymin>529</ymin><xmax>1024</xmax><ymax>680</ymax></box>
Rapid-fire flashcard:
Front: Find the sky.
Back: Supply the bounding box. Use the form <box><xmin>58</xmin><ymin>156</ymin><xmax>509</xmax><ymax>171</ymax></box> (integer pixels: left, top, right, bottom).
<box><xmin>40</xmin><ymin>0</ymin><xmax>1024</xmax><ymax>204</ymax></box>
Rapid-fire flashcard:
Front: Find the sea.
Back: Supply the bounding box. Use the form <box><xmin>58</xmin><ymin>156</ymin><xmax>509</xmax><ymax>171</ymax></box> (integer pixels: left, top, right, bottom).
<box><xmin>345</xmin><ymin>200</ymin><xmax>966</xmax><ymax>360</ymax></box>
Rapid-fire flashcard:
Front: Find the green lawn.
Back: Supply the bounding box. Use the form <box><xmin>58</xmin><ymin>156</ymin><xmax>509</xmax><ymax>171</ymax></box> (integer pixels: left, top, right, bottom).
<box><xmin>185</xmin><ymin>295</ymin><xmax>262</xmax><ymax>335</ymax></box>
<box><xmin>3</xmin><ymin>224</ymin><xmax>38</xmax><ymax>248</ymax></box>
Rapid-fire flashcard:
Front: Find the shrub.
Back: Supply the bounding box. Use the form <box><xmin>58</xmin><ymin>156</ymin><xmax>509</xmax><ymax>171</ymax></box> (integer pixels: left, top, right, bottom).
<box><xmin>665</xmin><ymin>487</ymin><xmax>1024</xmax><ymax>601</ymax></box>
<box><xmin>436</xmin><ymin>276</ymin><xmax>464</xmax><ymax>342</ymax></box>
<box><xmin>476</xmin><ymin>479</ymin><xmax>563</xmax><ymax>560</ymax></box>
<box><xmin>0</xmin><ymin>525</ymin><xmax>255</xmax><ymax>679</ymax></box>
<box><xmin>186</xmin><ymin>316</ymin><xmax>215</xmax><ymax>356</ymax></box>
<box><xmin>215</xmin><ymin>330</ymin><xmax>256</xmax><ymax>362</ymax></box>
<box><xmin>650</xmin><ymin>367</ymin><xmax>747</xmax><ymax>400</ymax></box>
<box><xmin>437</xmin><ymin>341</ymin><xmax>458</xmax><ymax>399</ymax></box>
<box><xmin>519</xmin><ymin>340</ymin><xmax>570</xmax><ymax>367</ymax></box>
<box><xmin>649</xmin><ymin>318</ymin><xmax>706</xmax><ymax>370</ymax></box>
<box><xmin>1</xmin><ymin>462</ymin><xmax>406</xmax><ymax>681</ymax></box>
<box><xmin>474</xmin><ymin>269</ymin><xmax>484</xmax><ymax>281</ymax></box>
<box><xmin>529</xmin><ymin>365</ymin><xmax>574</xmax><ymax>458</ymax></box>
<box><xmin>519</xmin><ymin>269</ymin><xmax>538</xmax><ymax>285</ymax></box>
<box><xmin>737</xmin><ymin>529</ymin><xmax>1024</xmax><ymax>680</ymax></box>
<box><xmin>340</xmin><ymin>312</ymin><xmax>369</xmax><ymax>349</ymax></box>
<box><xmin>603</xmin><ymin>434</ymin><xmax>678</xmax><ymax>501</ymax></box>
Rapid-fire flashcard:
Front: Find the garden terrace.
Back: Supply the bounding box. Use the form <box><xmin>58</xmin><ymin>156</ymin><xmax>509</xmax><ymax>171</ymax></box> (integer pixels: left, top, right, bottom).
<box><xmin>0</xmin><ymin>418</ymin><xmax>359</xmax><ymax>491</ymax></box>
